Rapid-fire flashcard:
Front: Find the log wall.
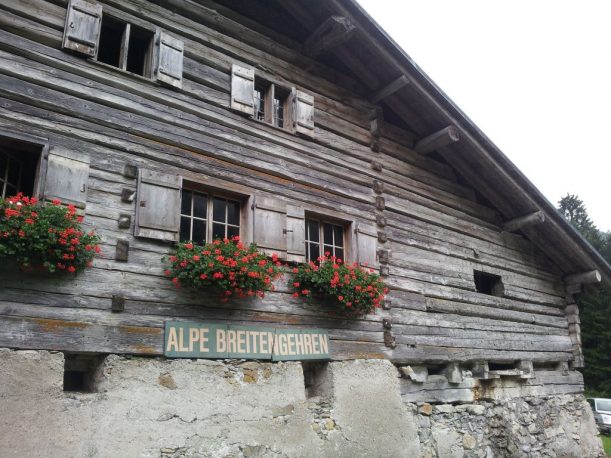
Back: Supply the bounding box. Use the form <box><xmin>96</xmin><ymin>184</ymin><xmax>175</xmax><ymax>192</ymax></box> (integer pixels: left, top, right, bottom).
<box><xmin>0</xmin><ymin>0</ymin><xmax>574</xmax><ymax>369</ymax></box>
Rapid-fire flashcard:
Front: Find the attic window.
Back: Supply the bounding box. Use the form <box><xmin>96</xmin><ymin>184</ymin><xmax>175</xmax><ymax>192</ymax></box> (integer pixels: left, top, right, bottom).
<box><xmin>97</xmin><ymin>15</ymin><xmax>154</xmax><ymax>77</ymax></box>
<box><xmin>254</xmin><ymin>80</ymin><xmax>290</xmax><ymax>129</ymax></box>
<box><xmin>474</xmin><ymin>270</ymin><xmax>504</xmax><ymax>297</ymax></box>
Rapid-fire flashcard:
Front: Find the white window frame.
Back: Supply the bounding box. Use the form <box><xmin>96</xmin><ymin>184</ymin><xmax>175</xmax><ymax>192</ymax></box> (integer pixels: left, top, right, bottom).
<box><xmin>304</xmin><ymin>217</ymin><xmax>347</xmax><ymax>262</ymax></box>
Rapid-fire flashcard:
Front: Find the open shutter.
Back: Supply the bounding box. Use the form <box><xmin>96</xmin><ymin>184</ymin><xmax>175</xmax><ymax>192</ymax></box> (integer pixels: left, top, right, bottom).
<box><xmin>155</xmin><ymin>31</ymin><xmax>184</xmax><ymax>89</ymax></box>
<box><xmin>286</xmin><ymin>205</ymin><xmax>305</xmax><ymax>263</ymax></box>
<box><xmin>44</xmin><ymin>150</ymin><xmax>90</xmax><ymax>209</ymax></box>
<box><xmin>253</xmin><ymin>197</ymin><xmax>287</xmax><ymax>258</ymax></box>
<box><xmin>62</xmin><ymin>0</ymin><xmax>102</xmax><ymax>57</ymax></box>
<box><xmin>135</xmin><ymin>169</ymin><xmax>182</xmax><ymax>242</ymax></box>
<box><xmin>230</xmin><ymin>64</ymin><xmax>255</xmax><ymax>116</ymax></box>
<box><xmin>294</xmin><ymin>90</ymin><xmax>315</xmax><ymax>138</ymax></box>
<box><xmin>356</xmin><ymin>223</ymin><xmax>378</xmax><ymax>268</ymax></box>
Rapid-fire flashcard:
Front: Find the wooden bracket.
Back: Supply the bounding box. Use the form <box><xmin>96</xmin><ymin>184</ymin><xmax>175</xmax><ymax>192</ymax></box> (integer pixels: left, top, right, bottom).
<box><xmin>372</xmin><ymin>179</ymin><xmax>385</xmax><ymax>194</ymax></box>
<box><xmin>377</xmin><ymin>231</ymin><xmax>388</xmax><ymax>244</ymax></box>
<box><xmin>116</xmin><ymin>239</ymin><xmax>129</xmax><ymax>262</ymax></box>
<box><xmin>123</xmin><ymin>164</ymin><xmax>138</xmax><ymax>179</ymax></box>
<box><xmin>375</xmin><ymin>196</ymin><xmax>385</xmax><ymax>211</ymax></box>
<box><xmin>117</xmin><ymin>213</ymin><xmax>131</xmax><ymax>229</ymax></box>
<box><xmin>502</xmin><ymin>211</ymin><xmax>545</xmax><ymax>232</ymax></box>
<box><xmin>378</xmin><ymin>248</ymin><xmax>390</xmax><ymax>264</ymax></box>
<box><xmin>415</xmin><ymin>125</ymin><xmax>460</xmax><ymax>155</ymax></box>
<box><xmin>121</xmin><ymin>188</ymin><xmax>136</xmax><ymax>203</ymax></box>
<box><xmin>369</xmin><ymin>75</ymin><xmax>410</xmax><ymax>104</ymax></box>
<box><xmin>303</xmin><ymin>16</ymin><xmax>356</xmax><ymax>57</ymax></box>
<box><xmin>444</xmin><ymin>362</ymin><xmax>463</xmax><ymax>384</ymax></box>
<box><xmin>371</xmin><ymin>160</ymin><xmax>383</xmax><ymax>172</ymax></box>
<box><xmin>111</xmin><ymin>294</ymin><xmax>125</xmax><ymax>313</ymax></box>
<box><xmin>564</xmin><ymin>270</ymin><xmax>601</xmax><ymax>286</ymax></box>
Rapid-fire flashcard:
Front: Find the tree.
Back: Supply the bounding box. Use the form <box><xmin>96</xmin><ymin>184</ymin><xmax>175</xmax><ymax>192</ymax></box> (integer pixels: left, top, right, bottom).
<box><xmin>558</xmin><ymin>194</ymin><xmax>611</xmax><ymax>396</ymax></box>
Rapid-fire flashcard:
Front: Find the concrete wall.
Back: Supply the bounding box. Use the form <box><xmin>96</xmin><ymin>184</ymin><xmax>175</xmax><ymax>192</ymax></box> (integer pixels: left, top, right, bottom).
<box><xmin>0</xmin><ymin>349</ymin><xmax>604</xmax><ymax>458</ymax></box>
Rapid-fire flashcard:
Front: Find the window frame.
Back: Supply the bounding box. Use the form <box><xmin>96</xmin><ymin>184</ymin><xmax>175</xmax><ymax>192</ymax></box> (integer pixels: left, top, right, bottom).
<box><xmin>304</xmin><ymin>214</ymin><xmax>351</xmax><ymax>263</ymax></box>
<box><xmin>0</xmin><ymin>130</ymin><xmax>49</xmax><ymax>200</ymax></box>
<box><xmin>179</xmin><ymin>184</ymin><xmax>244</xmax><ymax>245</ymax></box>
<box><xmin>253</xmin><ymin>77</ymin><xmax>292</xmax><ymax>131</ymax></box>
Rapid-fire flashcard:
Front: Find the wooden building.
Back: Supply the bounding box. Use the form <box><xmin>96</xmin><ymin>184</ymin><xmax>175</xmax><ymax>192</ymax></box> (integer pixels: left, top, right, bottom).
<box><xmin>1</xmin><ymin>0</ymin><xmax>610</xmax><ymax>407</ymax></box>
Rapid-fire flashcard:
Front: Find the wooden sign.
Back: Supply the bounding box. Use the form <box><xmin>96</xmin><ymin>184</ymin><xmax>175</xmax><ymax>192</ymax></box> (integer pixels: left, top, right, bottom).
<box><xmin>164</xmin><ymin>321</ymin><xmax>330</xmax><ymax>361</ymax></box>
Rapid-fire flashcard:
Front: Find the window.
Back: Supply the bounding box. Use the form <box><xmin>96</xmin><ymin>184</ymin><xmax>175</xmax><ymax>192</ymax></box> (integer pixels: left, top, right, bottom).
<box><xmin>474</xmin><ymin>270</ymin><xmax>504</xmax><ymax>297</ymax></box>
<box><xmin>253</xmin><ymin>80</ymin><xmax>290</xmax><ymax>129</ymax></box>
<box><xmin>0</xmin><ymin>135</ymin><xmax>46</xmax><ymax>199</ymax></box>
<box><xmin>305</xmin><ymin>218</ymin><xmax>345</xmax><ymax>262</ymax></box>
<box><xmin>179</xmin><ymin>188</ymin><xmax>241</xmax><ymax>244</ymax></box>
<box><xmin>63</xmin><ymin>354</ymin><xmax>104</xmax><ymax>393</ymax></box>
<box><xmin>97</xmin><ymin>14</ymin><xmax>154</xmax><ymax>78</ymax></box>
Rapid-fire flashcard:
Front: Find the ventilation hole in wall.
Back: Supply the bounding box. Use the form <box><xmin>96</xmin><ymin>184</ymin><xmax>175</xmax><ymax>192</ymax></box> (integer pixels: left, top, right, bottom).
<box><xmin>533</xmin><ymin>361</ymin><xmax>562</xmax><ymax>371</ymax></box>
<box><xmin>473</xmin><ymin>270</ymin><xmax>504</xmax><ymax>297</ymax></box>
<box><xmin>63</xmin><ymin>353</ymin><xmax>104</xmax><ymax>393</ymax></box>
<box><xmin>303</xmin><ymin>362</ymin><xmax>332</xmax><ymax>399</ymax></box>
<box><xmin>488</xmin><ymin>362</ymin><xmax>516</xmax><ymax>372</ymax></box>
<box><xmin>426</xmin><ymin>365</ymin><xmax>445</xmax><ymax>376</ymax></box>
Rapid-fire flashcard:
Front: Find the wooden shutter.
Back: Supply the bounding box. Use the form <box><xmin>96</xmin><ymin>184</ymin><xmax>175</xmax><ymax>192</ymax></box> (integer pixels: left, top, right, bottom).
<box><xmin>253</xmin><ymin>197</ymin><xmax>287</xmax><ymax>257</ymax></box>
<box><xmin>62</xmin><ymin>0</ymin><xmax>102</xmax><ymax>57</ymax></box>
<box><xmin>294</xmin><ymin>90</ymin><xmax>315</xmax><ymax>138</ymax></box>
<box><xmin>44</xmin><ymin>150</ymin><xmax>90</xmax><ymax>209</ymax></box>
<box><xmin>134</xmin><ymin>169</ymin><xmax>182</xmax><ymax>242</ymax></box>
<box><xmin>286</xmin><ymin>205</ymin><xmax>305</xmax><ymax>263</ymax></box>
<box><xmin>356</xmin><ymin>223</ymin><xmax>378</xmax><ymax>268</ymax></box>
<box><xmin>230</xmin><ymin>64</ymin><xmax>255</xmax><ymax>116</ymax></box>
<box><xmin>155</xmin><ymin>31</ymin><xmax>184</xmax><ymax>89</ymax></box>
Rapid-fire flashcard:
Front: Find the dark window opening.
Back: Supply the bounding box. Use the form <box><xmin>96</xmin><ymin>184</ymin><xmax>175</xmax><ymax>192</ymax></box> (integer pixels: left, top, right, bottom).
<box><xmin>63</xmin><ymin>354</ymin><xmax>104</xmax><ymax>393</ymax></box>
<box><xmin>0</xmin><ymin>137</ymin><xmax>43</xmax><ymax>199</ymax></box>
<box><xmin>97</xmin><ymin>15</ymin><xmax>154</xmax><ymax>77</ymax></box>
<box><xmin>97</xmin><ymin>15</ymin><xmax>125</xmax><ymax>68</ymax></box>
<box><xmin>488</xmin><ymin>362</ymin><xmax>516</xmax><ymax>372</ymax></box>
<box><xmin>305</xmin><ymin>218</ymin><xmax>345</xmax><ymax>262</ymax></box>
<box><xmin>474</xmin><ymin>270</ymin><xmax>504</xmax><ymax>296</ymax></box>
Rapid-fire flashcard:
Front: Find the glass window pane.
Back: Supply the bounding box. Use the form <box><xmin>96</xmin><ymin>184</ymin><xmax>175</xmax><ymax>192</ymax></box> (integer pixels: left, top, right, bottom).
<box><xmin>335</xmin><ymin>248</ymin><xmax>344</xmax><ymax>262</ymax></box>
<box><xmin>179</xmin><ymin>216</ymin><xmax>191</xmax><ymax>242</ymax></box>
<box><xmin>323</xmin><ymin>223</ymin><xmax>333</xmax><ymax>245</ymax></box>
<box><xmin>193</xmin><ymin>193</ymin><xmax>207</xmax><ymax>219</ymax></box>
<box><xmin>323</xmin><ymin>245</ymin><xmax>334</xmax><ymax>257</ymax></box>
<box><xmin>5</xmin><ymin>185</ymin><xmax>17</xmax><ymax>198</ymax></box>
<box><xmin>227</xmin><ymin>200</ymin><xmax>240</xmax><ymax>225</ymax></box>
<box><xmin>227</xmin><ymin>225</ymin><xmax>239</xmax><ymax>239</ymax></box>
<box><xmin>180</xmin><ymin>190</ymin><xmax>192</xmax><ymax>216</ymax></box>
<box><xmin>192</xmin><ymin>220</ymin><xmax>206</xmax><ymax>245</ymax></box>
<box><xmin>213</xmin><ymin>197</ymin><xmax>226</xmax><ymax>222</ymax></box>
<box><xmin>307</xmin><ymin>220</ymin><xmax>319</xmax><ymax>242</ymax></box>
<box><xmin>212</xmin><ymin>223</ymin><xmax>225</xmax><ymax>240</ymax></box>
<box><xmin>0</xmin><ymin>154</ymin><xmax>6</xmax><ymax>179</ymax></box>
<box><xmin>7</xmin><ymin>158</ymin><xmax>21</xmax><ymax>186</ymax></box>
<box><xmin>334</xmin><ymin>225</ymin><xmax>344</xmax><ymax>247</ymax></box>
<box><xmin>308</xmin><ymin>242</ymin><xmax>319</xmax><ymax>262</ymax></box>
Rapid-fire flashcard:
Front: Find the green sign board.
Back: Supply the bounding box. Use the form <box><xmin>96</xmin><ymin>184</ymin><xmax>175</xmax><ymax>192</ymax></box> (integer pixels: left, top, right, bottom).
<box><xmin>164</xmin><ymin>321</ymin><xmax>330</xmax><ymax>361</ymax></box>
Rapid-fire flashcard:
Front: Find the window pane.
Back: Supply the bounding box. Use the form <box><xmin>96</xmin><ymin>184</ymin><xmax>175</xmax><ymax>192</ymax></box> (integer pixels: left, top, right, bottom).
<box><xmin>180</xmin><ymin>190</ymin><xmax>192</xmax><ymax>216</ymax></box>
<box><xmin>0</xmin><ymin>154</ymin><xmax>6</xmax><ymax>180</ymax></box>
<box><xmin>5</xmin><ymin>185</ymin><xmax>17</xmax><ymax>198</ymax></box>
<box><xmin>179</xmin><ymin>216</ymin><xmax>191</xmax><ymax>242</ymax></box>
<box><xmin>212</xmin><ymin>223</ymin><xmax>225</xmax><ymax>240</ymax></box>
<box><xmin>227</xmin><ymin>225</ymin><xmax>239</xmax><ymax>239</ymax></box>
<box><xmin>254</xmin><ymin>87</ymin><xmax>265</xmax><ymax>121</ymax></box>
<box><xmin>307</xmin><ymin>220</ymin><xmax>319</xmax><ymax>242</ymax></box>
<box><xmin>323</xmin><ymin>223</ymin><xmax>333</xmax><ymax>245</ymax></box>
<box><xmin>192</xmin><ymin>219</ymin><xmax>206</xmax><ymax>245</ymax></box>
<box><xmin>323</xmin><ymin>244</ymin><xmax>334</xmax><ymax>257</ymax></box>
<box><xmin>273</xmin><ymin>97</ymin><xmax>284</xmax><ymax>128</ymax></box>
<box><xmin>307</xmin><ymin>242</ymin><xmax>319</xmax><ymax>262</ymax></box>
<box><xmin>7</xmin><ymin>158</ymin><xmax>21</xmax><ymax>187</ymax></box>
<box><xmin>334</xmin><ymin>225</ymin><xmax>344</xmax><ymax>247</ymax></box>
<box><xmin>227</xmin><ymin>200</ymin><xmax>240</xmax><ymax>225</ymax></box>
<box><xmin>335</xmin><ymin>248</ymin><xmax>344</xmax><ymax>262</ymax></box>
<box><xmin>213</xmin><ymin>197</ymin><xmax>226</xmax><ymax>222</ymax></box>
<box><xmin>193</xmin><ymin>193</ymin><xmax>207</xmax><ymax>219</ymax></box>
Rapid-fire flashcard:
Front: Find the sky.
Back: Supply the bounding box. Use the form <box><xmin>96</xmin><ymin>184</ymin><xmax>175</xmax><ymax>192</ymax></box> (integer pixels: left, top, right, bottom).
<box><xmin>358</xmin><ymin>0</ymin><xmax>611</xmax><ymax>231</ymax></box>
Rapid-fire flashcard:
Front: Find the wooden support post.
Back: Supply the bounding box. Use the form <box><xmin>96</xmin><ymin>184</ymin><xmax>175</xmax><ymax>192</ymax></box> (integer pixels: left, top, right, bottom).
<box><xmin>564</xmin><ymin>270</ymin><xmax>601</xmax><ymax>286</ymax></box>
<box><xmin>502</xmin><ymin>211</ymin><xmax>545</xmax><ymax>232</ymax></box>
<box><xmin>369</xmin><ymin>75</ymin><xmax>410</xmax><ymax>104</ymax></box>
<box><xmin>303</xmin><ymin>16</ymin><xmax>356</xmax><ymax>57</ymax></box>
<box><xmin>414</xmin><ymin>125</ymin><xmax>460</xmax><ymax>155</ymax></box>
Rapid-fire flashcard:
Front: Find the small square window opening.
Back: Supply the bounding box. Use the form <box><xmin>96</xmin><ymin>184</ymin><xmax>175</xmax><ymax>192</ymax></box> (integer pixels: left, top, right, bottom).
<box><xmin>305</xmin><ymin>218</ymin><xmax>345</xmax><ymax>262</ymax></box>
<box><xmin>474</xmin><ymin>270</ymin><xmax>504</xmax><ymax>297</ymax></box>
<box><xmin>63</xmin><ymin>354</ymin><xmax>104</xmax><ymax>393</ymax></box>
<box><xmin>253</xmin><ymin>79</ymin><xmax>290</xmax><ymax>130</ymax></box>
<box><xmin>180</xmin><ymin>188</ymin><xmax>241</xmax><ymax>244</ymax></box>
<box><xmin>0</xmin><ymin>136</ymin><xmax>44</xmax><ymax>199</ymax></box>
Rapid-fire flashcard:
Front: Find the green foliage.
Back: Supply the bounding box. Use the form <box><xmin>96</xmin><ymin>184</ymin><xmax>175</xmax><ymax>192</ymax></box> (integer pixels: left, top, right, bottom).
<box><xmin>292</xmin><ymin>254</ymin><xmax>388</xmax><ymax>315</ymax></box>
<box><xmin>163</xmin><ymin>236</ymin><xmax>283</xmax><ymax>300</ymax></box>
<box><xmin>0</xmin><ymin>194</ymin><xmax>100</xmax><ymax>273</ymax></box>
<box><xmin>558</xmin><ymin>194</ymin><xmax>611</xmax><ymax>396</ymax></box>
<box><xmin>601</xmin><ymin>434</ymin><xmax>611</xmax><ymax>457</ymax></box>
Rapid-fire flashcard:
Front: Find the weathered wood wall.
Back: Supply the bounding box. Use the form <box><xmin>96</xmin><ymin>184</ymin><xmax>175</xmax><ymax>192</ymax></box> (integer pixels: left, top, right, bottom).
<box><xmin>0</xmin><ymin>0</ymin><xmax>573</xmax><ymax>368</ymax></box>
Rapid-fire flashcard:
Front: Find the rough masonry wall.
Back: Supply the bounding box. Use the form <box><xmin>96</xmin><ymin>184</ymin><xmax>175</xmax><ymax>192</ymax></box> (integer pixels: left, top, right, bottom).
<box><xmin>0</xmin><ymin>349</ymin><xmax>603</xmax><ymax>458</ymax></box>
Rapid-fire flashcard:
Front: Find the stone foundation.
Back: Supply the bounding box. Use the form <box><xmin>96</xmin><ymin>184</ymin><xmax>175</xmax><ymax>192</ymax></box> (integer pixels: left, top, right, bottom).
<box><xmin>0</xmin><ymin>349</ymin><xmax>604</xmax><ymax>457</ymax></box>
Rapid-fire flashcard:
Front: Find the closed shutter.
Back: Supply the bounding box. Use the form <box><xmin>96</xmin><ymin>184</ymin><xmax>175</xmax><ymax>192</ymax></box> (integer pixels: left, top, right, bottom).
<box><xmin>230</xmin><ymin>64</ymin><xmax>255</xmax><ymax>116</ymax></box>
<box><xmin>62</xmin><ymin>0</ymin><xmax>102</xmax><ymax>57</ymax></box>
<box><xmin>253</xmin><ymin>197</ymin><xmax>287</xmax><ymax>257</ymax></box>
<box><xmin>155</xmin><ymin>31</ymin><xmax>184</xmax><ymax>89</ymax></box>
<box><xmin>134</xmin><ymin>169</ymin><xmax>182</xmax><ymax>242</ymax></box>
<box><xmin>356</xmin><ymin>223</ymin><xmax>378</xmax><ymax>268</ymax></box>
<box><xmin>44</xmin><ymin>150</ymin><xmax>90</xmax><ymax>209</ymax></box>
<box><xmin>294</xmin><ymin>90</ymin><xmax>315</xmax><ymax>138</ymax></box>
<box><xmin>286</xmin><ymin>205</ymin><xmax>305</xmax><ymax>263</ymax></box>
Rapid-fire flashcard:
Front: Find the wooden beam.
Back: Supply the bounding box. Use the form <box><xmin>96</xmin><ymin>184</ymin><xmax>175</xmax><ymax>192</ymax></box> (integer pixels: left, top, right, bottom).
<box><xmin>414</xmin><ymin>125</ymin><xmax>460</xmax><ymax>154</ymax></box>
<box><xmin>303</xmin><ymin>16</ymin><xmax>356</xmax><ymax>58</ymax></box>
<box><xmin>369</xmin><ymin>75</ymin><xmax>410</xmax><ymax>103</ymax></box>
<box><xmin>502</xmin><ymin>211</ymin><xmax>545</xmax><ymax>232</ymax></box>
<box><xmin>564</xmin><ymin>270</ymin><xmax>602</xmax><ymax>286</ymax></box>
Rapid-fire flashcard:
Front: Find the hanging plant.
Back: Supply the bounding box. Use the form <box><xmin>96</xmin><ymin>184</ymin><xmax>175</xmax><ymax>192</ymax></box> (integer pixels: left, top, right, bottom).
<box><xmin>163</xmin><ymin>236</ymin><xmax>284</xmax><ymax>300</ymax></box>
<box><xmin>292</xmin><ymin>254</ymin><xmax>388</xmax><ymax>315</ymax></box>
<box><xmin>0</xmin><ymin>193</ymin><xmax>101</xmax><ymax>273</ymax></box>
